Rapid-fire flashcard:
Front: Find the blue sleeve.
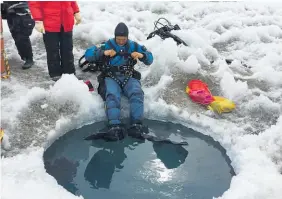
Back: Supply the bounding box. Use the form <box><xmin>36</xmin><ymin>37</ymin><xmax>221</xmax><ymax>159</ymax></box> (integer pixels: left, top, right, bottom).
<box><xmin>104</xmin><ymin>40</ymin><xmax>112</xmax><ymax>50</ymax></box>
<box><xmin>84</xmin><ymin>40</ymin><xmax>111</xmax><ymax>62</ymax></box>
<box><xmin>136</xmin><ymin>43</ymin><xmax>153</xmax><ymax>65</ymax></box>
<box><xmin>84</xmin><ymin>45</ymin><xmax>104</xmax><ymax>62</ymax></box>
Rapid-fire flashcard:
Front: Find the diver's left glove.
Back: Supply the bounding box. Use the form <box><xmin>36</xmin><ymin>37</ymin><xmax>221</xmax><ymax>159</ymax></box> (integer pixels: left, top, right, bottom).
<box><xmin>74</xmin><ymin>12</ymin><xmax>81</xmax><ymax>25</ymax></box>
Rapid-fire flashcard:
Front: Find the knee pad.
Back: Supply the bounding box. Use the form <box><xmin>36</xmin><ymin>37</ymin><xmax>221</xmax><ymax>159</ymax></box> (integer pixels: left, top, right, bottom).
<box><xmin>130</xmin><ymin>86</ymin><xmax>144</xmax><ymax>98</ymax></box>
<box><xmin>130</xmin><ymin>92</ymin><xmax>144</xmax><ymax>104</ymax></box>
<box><xmin>106</xmin><ymin>94</ymin><xmax>121</xmax><ymax>109</ymax></box>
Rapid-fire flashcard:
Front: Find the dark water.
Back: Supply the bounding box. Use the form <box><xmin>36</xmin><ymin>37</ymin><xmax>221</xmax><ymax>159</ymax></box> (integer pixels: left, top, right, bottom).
<box><xmin>43</xmin><ymin>119</ymin><xmax>235</xmax><ymax>199</ymax></box>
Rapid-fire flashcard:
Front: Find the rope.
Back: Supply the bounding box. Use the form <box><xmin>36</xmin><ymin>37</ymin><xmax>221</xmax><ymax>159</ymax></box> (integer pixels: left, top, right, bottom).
<box><xmin>1</xmin><ymin>49</ymin><xmax>11</xmax><ymax>79</ymax></box>
<box><xmin>1</xmin><ymin>16</ymin><xmax>11</xmax><ymax>79</ymax></box>
<box><xmin>0</xmin><ymin>128</ymin><xmax>4</xmax><ymax>143</ymax></box>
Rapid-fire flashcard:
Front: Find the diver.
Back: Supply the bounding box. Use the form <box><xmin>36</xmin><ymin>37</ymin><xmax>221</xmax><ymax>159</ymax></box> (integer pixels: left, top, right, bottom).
<box><xmin>84</xmin><ymin>22</ymin><xmax>154</xmax><ymax>141</ymax></box>
<box><xmin>84</xmin><ymin>141</ymin><xmax>128</xmax><ymax>189</ymax></box>
<box><xmin>84</xmin><ymin>138</ymin><xmax>188</xmax><ymax>189</ymax></box>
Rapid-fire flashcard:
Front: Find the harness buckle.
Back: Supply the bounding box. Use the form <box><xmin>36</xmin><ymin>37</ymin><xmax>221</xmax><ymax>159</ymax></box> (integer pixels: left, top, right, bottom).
<box><xmin>125</xmin><ymin>70</ymin><xmax>131</xmax><ymax>76</ymax></box>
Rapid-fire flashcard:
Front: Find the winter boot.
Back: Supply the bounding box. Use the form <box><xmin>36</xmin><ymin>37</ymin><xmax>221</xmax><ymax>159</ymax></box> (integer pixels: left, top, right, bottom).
<box><xmin>51</xmin><ymin>76</ymin><xmax>61</xmax><ymax>82</ymax></box>
<box><xmin>22</xmin><ymin>59</ymin><xmax>34</xmax><ymax>69</ymax></box>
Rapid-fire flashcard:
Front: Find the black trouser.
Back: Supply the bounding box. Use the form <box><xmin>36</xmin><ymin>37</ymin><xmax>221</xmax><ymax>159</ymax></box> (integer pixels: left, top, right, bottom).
<box><xmin>7</xmin><ymin>14</ymin><xmax>34</xmax><ymax>61</ymax></box>
<box><xmin>43</xmin><ymin>26</ymin><xmax>75</xmax><ymax>78</ymax></box>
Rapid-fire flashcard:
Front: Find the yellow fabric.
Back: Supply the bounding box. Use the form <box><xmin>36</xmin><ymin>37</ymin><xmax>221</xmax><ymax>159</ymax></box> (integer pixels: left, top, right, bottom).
<box><xmin>0</xmin><ymin>128</ymin><xmax>4</xmax><ymax>142</ymax></box>
<box><xmin>207</xmin><ymin>96</ymin><xmax>236</xmax><ymax>114</ymax></box>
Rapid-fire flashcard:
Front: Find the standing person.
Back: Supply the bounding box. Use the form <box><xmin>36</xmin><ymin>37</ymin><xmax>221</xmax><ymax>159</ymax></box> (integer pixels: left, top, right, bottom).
<box><xmin>28</xmin><ymin>1</ymin><xmax>82</xmax><ymax>81</ymax></box>
<box><xmin>1</xmin><ymin>1</ymin><xmax>35</xmax><ymax>69</ymax></box>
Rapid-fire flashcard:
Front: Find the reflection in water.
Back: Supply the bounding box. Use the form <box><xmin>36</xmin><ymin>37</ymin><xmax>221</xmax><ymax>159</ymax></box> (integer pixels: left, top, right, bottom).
<box><xmin>84</xmin><ymin>139</ymin><xmax>189</xmax><ymax>189</ymax></box>
<box><xmin>147</xmin><ymin>159</ymin><xmax>175</xmax><ymax>183</ymax></box>
<box><xmin>146</xmin><ymin>143</ymin><xmax>189</xmax><ymax>183</ymax></box>
<box><xmin>153</xmin><ymin>143</ymin><xmax>188</xmax><ymax>169</ymax></box>
<box><xmin>45</xmin><ymin>157</ymin><xmax>79</xmax><ymax>194</ymax></box>
<box><xmin>84</xmin><ymin>143</ymin><xmax>127</xmax><ymax>189</ymax></box>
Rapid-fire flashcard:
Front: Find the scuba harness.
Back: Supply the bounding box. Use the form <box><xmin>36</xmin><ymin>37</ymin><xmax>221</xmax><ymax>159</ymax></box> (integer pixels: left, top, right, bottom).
<box><xmin>97</xmin><ymin>52</ymin><xmax>139</xmax><ymax>101</ymax></box>
<box><xmin>78</xmin><ymin>39</ymin><xmax>141</xmax><ymax>101</ymax></box>
<box><xmin>97</xmin><ymin>41</ymin><xmax>141</xmax><ymax>101</ymax></box>
<box><xmin>79</xmin><ymin>40</ymin><xmax>141</xmax><ymax>90</ymax></box>
<box><xmin>102</xmin><ymin>40</ymin><xmax>139</xmax><ymax>89</ymax></box>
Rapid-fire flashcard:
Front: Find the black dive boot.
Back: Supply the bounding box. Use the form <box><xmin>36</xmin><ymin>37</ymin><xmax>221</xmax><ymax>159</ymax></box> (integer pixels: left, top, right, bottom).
<box><xmin>127</xmin><ymin>122</ymin><xmax>149</xmax><ymax>140</ymax></box>
<box><xmin>104</xmin><ymin>124</ymin><xmax>127</xmax><ymax>141</ymax></box>
<box><xmin>84</xmin><ymin>124</ymin><xmax>127</xmax><ymax>141</ymax></box>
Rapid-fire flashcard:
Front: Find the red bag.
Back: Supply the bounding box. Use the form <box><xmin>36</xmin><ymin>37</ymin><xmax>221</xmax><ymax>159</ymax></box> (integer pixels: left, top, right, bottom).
<box><xmin>186</xmin><ymin>80</ymin><xmax>214</xmax><ymax>105</ymax></box>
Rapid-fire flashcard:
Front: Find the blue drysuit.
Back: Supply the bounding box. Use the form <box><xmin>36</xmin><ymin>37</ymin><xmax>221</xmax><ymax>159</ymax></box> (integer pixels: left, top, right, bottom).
<box><xmin>85</xmin><ymin>38</ymin><xmax>153</xmax><ymax>125</ymax></box>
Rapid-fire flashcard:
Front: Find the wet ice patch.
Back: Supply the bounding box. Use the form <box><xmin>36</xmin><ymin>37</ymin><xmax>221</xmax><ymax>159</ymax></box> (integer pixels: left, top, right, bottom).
<box><xmin>220</xmin><ymin>72</ymin><xmax>250</xmax><ymax>102</ymax></box>
<box><xmin>150</xmin><ymin>2</ymin><xmax>168</xmax><ymax>14</ymax></box>
<box><xmin>1</xmin><ymin>86</ymin><xmax>47</xmax><ymax>124</ymax></box>
<box><xmin>1</xmin><ymin>75</ymin><xmax>105</xmax><ymax>155</ymax></box>
<box><xmin>244</xmin><ymin>94</ymin><xmax>281</xmax><ymax>115</ymax></box>
<box><xmin>144</xmin><ymin>75</ymin><xmax>174</xmax><ymax>101</ymax></box>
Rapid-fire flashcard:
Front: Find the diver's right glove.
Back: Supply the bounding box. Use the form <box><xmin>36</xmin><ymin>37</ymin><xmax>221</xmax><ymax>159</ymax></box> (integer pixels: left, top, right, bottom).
<box><xmin>131</xmin><ymin>52</ymin><xmax>144</xmax><ymax>60</ymax></box>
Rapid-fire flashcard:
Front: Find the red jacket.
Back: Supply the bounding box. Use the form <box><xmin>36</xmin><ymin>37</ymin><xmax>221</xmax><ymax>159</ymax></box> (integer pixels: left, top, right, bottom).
<box><xmin>28</xmin><ymin>1</ymin><xmax>79</xmax><ymax>32</ymax></box>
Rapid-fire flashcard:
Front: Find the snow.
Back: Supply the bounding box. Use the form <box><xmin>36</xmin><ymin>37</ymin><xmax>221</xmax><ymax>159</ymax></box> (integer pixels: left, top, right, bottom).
<box><xmin>1</xmin><ymin>1</ymin><xmax>282</xmax><ymax>199</ymax></box>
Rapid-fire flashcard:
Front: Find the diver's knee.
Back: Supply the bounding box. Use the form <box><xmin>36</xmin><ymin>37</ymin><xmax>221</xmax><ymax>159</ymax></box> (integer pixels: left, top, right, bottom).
<box><xmin>130</xmin><ymin>92</ymin><xmax>144</xmax><ymax>104</ymax></box>
<box><xmin>106</xmin><ymin>94</ymin><xmax>121</xmax><ymax>109</ymax></box>
<box><xmin>127</xmin><ymin>85</ymin><xmax>144</xmax><ymax>99</ymax></box>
